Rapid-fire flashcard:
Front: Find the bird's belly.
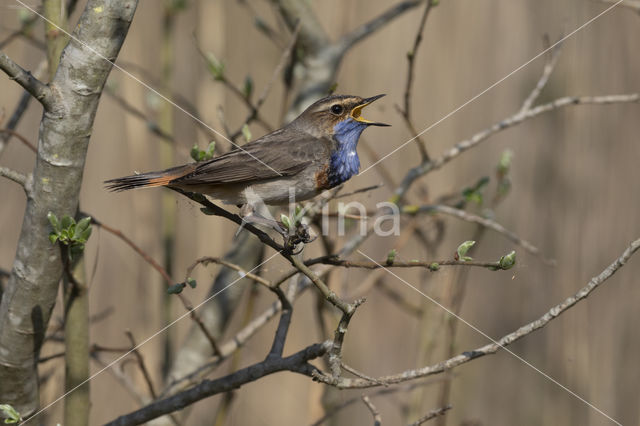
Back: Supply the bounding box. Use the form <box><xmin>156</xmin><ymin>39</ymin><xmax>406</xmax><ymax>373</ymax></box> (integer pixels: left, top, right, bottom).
<box><xmin>242</xmin><ymin>175</ymin><xmax>319</xmax><ymax>205</ymax></box>
<box><xmin>191</xmin><ymin>175</ymin><xmax>319</xmax><ymax>206</ymax></box>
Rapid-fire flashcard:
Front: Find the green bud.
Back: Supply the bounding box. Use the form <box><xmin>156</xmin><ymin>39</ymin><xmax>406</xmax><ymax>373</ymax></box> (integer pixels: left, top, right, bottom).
<box><xmin>190</xmin><ymin>144</ymin><xmax>202</xmax><ymax>162</ymax></box>
<box><xmin>242</xmin><ymin>124</ymin><xmax>252</xmax><ymax>142</ymax></box>
<box><xmin>280</xmin><ymin>214</ymin><xmax>291</xmax><ymax>230</ymax></box>
<box><xmin>499</xmin><ymin>250</ymin><xmax>516</xmax><ymax>270</ymax></box>
<box><xmin>386</xmin><ymin>249</ymin><xmax>397</xmax><ymax>265</ymax></box>
<box><xmin>167</xmin><ymin>283</ymin><xmax>186</xmax><ymax>294</ymax></box>
<box><xmin>17</xmin><ymin>9</ymin><xmax>33</xmax><ymax>25</ymax></box>
<box><xmin>497</xmin><ymin>149</ymin><xmax>513</xmax><ymax>175</ymax></box>
<box><xmin>0</xmin><ymin>404</ymin><xmax>22</xmax><ymax>423</ymax></box>
<box><xmin>428</xmin><ymin>262</ymin><xmax>440</xmax><ymax>271</ymax></box>
<box><xmin>47</xmin><ymin>211</ymin><xmax>61</xmax><ymax>233</ymax></box>
<box><xmin>187</xmin><ymin>277</ymin><xmax>197</xmax><ymax>288</ymax></box>
<box><xmin>205</xmin><ymin>52</ymin><xmax>225</xmax><ymax>81</ymax></box>
<box><xmin>243</xmin><ymin>76</ymin><xmax>254</xmax><ymax>99</ymax></box>
<box><xmin>456</xmin><ymin>240</ymin><xmax>476</xmax><ymax>261</ymax></box>
<box><xmin>205</xmin><ymin>141</ymin><xmax>216</xmax><ymax>159</ymax></box>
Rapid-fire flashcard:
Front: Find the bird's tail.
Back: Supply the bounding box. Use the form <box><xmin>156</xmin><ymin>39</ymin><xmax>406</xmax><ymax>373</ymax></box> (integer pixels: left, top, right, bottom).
<box><xmin>104</xmin><ymin>163</ymin><xmax>196</xmax><ymax>192</ymax></box>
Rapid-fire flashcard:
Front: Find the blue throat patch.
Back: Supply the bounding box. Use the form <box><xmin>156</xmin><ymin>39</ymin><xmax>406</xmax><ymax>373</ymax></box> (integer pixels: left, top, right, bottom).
<box><xmin>328</xmin><ymin>118</ymin><xmax>367</xmax><ymax>187</ymax></box>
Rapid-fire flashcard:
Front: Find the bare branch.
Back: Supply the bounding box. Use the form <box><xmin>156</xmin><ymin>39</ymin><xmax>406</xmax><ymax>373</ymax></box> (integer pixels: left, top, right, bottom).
<box><xmin>393</xmin><ymin>93</ymin><xmax>640</xmax><ymax>202</ymax></box>
<box><xmin>317</xmin><ymin>256</ymin><xmax>511</xmax><ymax>271</ymax></box>
<box><xmin>125</xmin><ymin>331</ymin><xmax>157</xmax><ymax>399</ymax></box>
<box><xmin>405</xmin><ymin>204</ymin><xmax>555</xmax><ymax>265</ymax></box>
<box><xmin>362</xmin><ymin>395</ymin><xmax>382</xmax><ymax>426</ymax></box>
<box><xmin>0</xmin><ymin>128</ymin><xmax>37</xmax><ymax>152</ymax></box>
<box><xmin>337</xmin><ymin>0</ymin><xmax>424</xmax><ymax>53</ymax></box>
<box><xmin>92</xmin><ymin>217</ymin><xmax>173</xmax><ymax>285</ymax></box>
<box><xmin>313</xmin><ymin>238</ymin><xmax>640</xmax><ymax>388</ymax></box>
<box><xmin>399</xmin><ymin>0</ymin><xmax>436</xmax><ymax>161</ymax></box>
<box><xmin>408</xmin><ymin>405</ymin><xmax>452</xmax><ymax>426</ymax></box>
<box><xmin>520</xmin><ymin>37</ymin><xmax>562</xmax><ymax>113</ymax></box>
<box><xmin>0</xmin><ymin>52</ymin><xmax>53</xmax><ymax>109</ymax></box>
<box><xmin>105</xmin><ymin>341</ymin><xmax>331</xmax><ymax>425</ymax></box>
<box><xmin>0</xmin><ymin>166</ymin><xmax>30</xmax><ymax>192</ymax></box>
<box><xmin>230</xmin><ymin>23</ymin><xmax>301</xmax><ymax>140</ymax></box>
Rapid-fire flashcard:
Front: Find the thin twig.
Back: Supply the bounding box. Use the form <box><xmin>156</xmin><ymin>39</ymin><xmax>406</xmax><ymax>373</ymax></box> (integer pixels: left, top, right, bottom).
<box><xmin>392</xmin><ymin>93</ymin><xmax>640</xmax><ymax>202</ymax></box>
<box><xmin>92</xmin><ymin>217</ymin><xmax>173</xmax><ymax>284</ymax></box>
<box><xmin>407</xmin><ymin>405</ymin><xmax>452</xmax><ymax>426</ymax></box>
<box><xmin>405</xmin><ymin>204</ymin><xmax>555</xmax><ymax>265</ymax></box>
<box><xmin>0</xmin><ymin>128</ymin><xmax>37</xmax><ymax>152</ymax></box>
<box><xmin>185</xmin><ymin>256</ymin><xmax>272</xmax><ymax>288</ymax></box>
<box><xmin>362</xmin><ymin>395</ymin><xmax>382</xmax><ymax>426</ymax></box>
<box><xmin>520</xmin><ymin>36</ymin><xmax>562</xmax><ymax>113</ymax></box>
<box><xmin>317</xmin><ymin>256</ymin><xmax>510</xmax><ymax>271</ymax></box>
<box><xmin>311</xmin><ymin>238</ymin><xmax>640</xmax><ymax>388</ymax></box>
<box><xmin>337</xmin><ymin>0</ymin><xmax>424</xmax><ymax>53</ymax></box>
<box><xmin>230</xmin><ymin>23</ymin><xmax>301</xmax><ymax>141</ymax></box>
<box><xmin>125</xmin><ymin>330</ymin><xmax>158</xmax><ymax>399</ymax></box>
<box><xmin>400</xmin><ymin>0</ymin><xmax>436</xmax><ymax>161</ymax></box>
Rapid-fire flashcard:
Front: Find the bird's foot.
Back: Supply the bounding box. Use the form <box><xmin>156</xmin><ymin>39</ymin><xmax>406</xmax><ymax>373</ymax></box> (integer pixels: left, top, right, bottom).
<box><xmin>279</xmin><ymin>221</ymin><xmax>316</xmax><ymax>253</ymax></box>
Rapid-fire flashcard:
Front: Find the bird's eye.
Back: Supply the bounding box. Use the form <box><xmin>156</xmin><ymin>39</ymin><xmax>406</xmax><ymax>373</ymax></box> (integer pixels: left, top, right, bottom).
<box><xmin>330</xmin><ymin>104</ymin><xmax>343</xmax><ymax>115</ymax></box>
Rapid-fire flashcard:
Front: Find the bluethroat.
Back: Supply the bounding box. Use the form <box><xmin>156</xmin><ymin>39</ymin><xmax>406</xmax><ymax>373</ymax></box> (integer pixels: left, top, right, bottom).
<box><xmin>106</xmin><ymin>94</ymin><xmax>389</xmax><ymax>236</ymax></box>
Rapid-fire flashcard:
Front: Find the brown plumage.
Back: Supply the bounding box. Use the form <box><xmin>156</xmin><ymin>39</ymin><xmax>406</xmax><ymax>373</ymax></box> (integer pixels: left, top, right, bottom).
<box><xmin>105</xmin><ymin>94</ymin><xmax>388</xmax><ymax>206</ymax></box>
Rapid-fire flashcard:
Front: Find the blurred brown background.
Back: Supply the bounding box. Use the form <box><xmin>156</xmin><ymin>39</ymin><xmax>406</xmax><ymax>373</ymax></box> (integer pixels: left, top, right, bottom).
<box><xmin>1</xmin><ymin>0</ymin><xmax>639</xmax><ymax>425</ymax></box>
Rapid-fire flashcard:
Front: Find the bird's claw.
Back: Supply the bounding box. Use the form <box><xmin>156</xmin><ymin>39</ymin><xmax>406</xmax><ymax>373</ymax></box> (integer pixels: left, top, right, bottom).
<box><xmin>278</xmin><ymin>221</ymin><xmax>315</xmax><ymax>253</ymax></box>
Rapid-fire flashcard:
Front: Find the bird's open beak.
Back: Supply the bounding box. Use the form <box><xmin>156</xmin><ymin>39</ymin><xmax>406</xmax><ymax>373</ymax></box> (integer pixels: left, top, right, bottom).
<box><xmin>350</xmin><ymin>94</ymin><xmax>390</xmax><ymax>127</ymax></box>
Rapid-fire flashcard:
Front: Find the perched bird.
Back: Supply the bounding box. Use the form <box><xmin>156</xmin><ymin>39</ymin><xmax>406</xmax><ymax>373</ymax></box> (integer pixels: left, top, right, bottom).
<box><xmin>105</xmin><ymin>94</ymin><xmax>388</xmax><ymax>231</ymax></box>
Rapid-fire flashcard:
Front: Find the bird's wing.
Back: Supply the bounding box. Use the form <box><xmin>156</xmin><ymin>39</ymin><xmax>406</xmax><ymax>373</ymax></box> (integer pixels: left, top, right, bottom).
<box><xmin>172</xmin><ymin>128</ymin><xmax>332</xmax><ymax>186</ymax></box>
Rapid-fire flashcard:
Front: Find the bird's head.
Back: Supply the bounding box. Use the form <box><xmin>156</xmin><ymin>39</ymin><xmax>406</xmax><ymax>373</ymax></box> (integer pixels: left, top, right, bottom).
<box><xmin>292</xmin><ymin>94</ymin><xmax>390</xmax><ymax>141</ymax></box>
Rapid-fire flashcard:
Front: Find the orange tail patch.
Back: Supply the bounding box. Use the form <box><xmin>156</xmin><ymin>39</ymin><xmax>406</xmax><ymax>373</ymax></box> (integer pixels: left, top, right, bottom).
<box><xmin>105</xmin><ymin>164</ymin><xmax>195</xmax><ymax>192</ymax></box>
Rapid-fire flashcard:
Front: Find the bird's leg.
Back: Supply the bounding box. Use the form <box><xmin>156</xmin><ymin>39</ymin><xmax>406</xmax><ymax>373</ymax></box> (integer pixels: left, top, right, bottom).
<box><xmin>237</xmin><ymin>204</ymin><xmax>315</xmax><ymax>251</ymax></box>
<box><xmin>237</xmin><ymin>204</ymin><xmax>287</xmax><ymax>236</ymax></box>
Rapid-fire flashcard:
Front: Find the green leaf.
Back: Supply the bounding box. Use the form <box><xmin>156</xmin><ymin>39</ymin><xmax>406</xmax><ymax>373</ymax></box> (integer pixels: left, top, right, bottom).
<box><xmin>386</xmin><ymin>249</ymin><xmax>397</xmax><ymax>265</ymax></box>
<box><xmin>48</xmin><ymin>233</ymin><xmax>59</xmax><ymax>245</ymax></box>
<box><xmin>61</xmin><ymin>215</ymin><xmax>74</xmax><ymax>230</ymax></box>
<box><xmin>0</xmin><ymin>404</ymin><xmax>21</xmax><ymax>424</ymax></box>
<box><xmin>47</xmin><ymin>212</ymin><xmax>61</xmax><ymax>233</ymax></box>
<box><xmin>457</xmin><ymin>240</ymin><xmax>476</xmax><ymax>261</ymax></box>
<box><xmin>280</xmin><ymin>214</ymin><xmax>291</xmax><ymax>230</ymax></box>
<box><xmin>79</xmin><ymin>226</ymin><xmax>92</xmax><ymax>242</ymax></box>
<box><xmin>190</xmin><ymin>144</ymin><xmax>202</xmax><ymax>162</ymax></box>
<box><xmin>499</xmin><ymin>251</ymin><xmax>516</xmax><ymax>270</ymax></box>
<box><xmin>187</xmin><ymin>277</ymin><xmax>197</xmax><ymax>289</ymax></box>
<box><xmin>76</xmin><ymin>216</ymin><xmax>91</xmax><ymax>232</ymax></box>
<box><xmin>167</xmin><ymin>283</ymin><xmax>186</xmax><ymax>294</ymax></box>
<box><xmin>241</xmin><ymin>124</ymin><xmax>252</xmax><ymax>142</ymax></box>
<box><xmin>243</xmin><ymin>75</ymin><xmax>253</xmax><ymax>99</ymax></box>
<box><xmin>497</xmin><ymin>149</ymin><xmax>514</xmax><ymax>176</ymax></box>
<box><xmin>205</xmin><ymin>52</ymin><xmax>225</xmax><ymax>81</ymax></box>
<box><xmin>205</xmin><ymin>141</ymin><xmax>216</xmax><ymax>159</ymax></box>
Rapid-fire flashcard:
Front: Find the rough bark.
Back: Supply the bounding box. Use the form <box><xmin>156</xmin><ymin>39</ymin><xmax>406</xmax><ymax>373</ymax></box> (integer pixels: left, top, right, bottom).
<box><xmin>0</xmin><ymin>0</ymin><xmax>138</xmax><ymax>417</ymax></box>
